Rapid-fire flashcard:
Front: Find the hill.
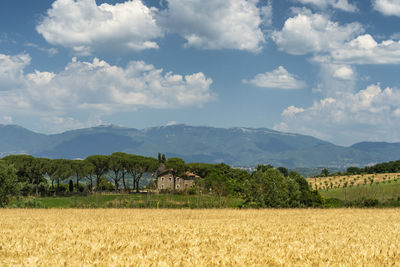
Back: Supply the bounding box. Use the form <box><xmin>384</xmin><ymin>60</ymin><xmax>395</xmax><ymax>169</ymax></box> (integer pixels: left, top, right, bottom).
<box><xmin>1</xmin><ymin>124</ymin><xmax>400</xmax><ymax>168</ymax></box>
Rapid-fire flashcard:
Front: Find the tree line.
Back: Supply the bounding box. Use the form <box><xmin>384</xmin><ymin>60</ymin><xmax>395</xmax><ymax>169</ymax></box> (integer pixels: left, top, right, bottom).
<box><xmin>1</xmin><ymin>153</ymin><xmax>159</xmax><ymax>197</ymax></box>
<box><xmin>346</xmin><ymin>160</ymin><xmax>400</xmax><ymax>175</ymax></box>
<box><xmin>312</xmin><ymin>160</ymin><xmax>400</xmax><ymax>177</ymax></box>
<box><xmin>0</xmin><ymin>153</ymin><xmax>323</xmax><ymax>208</ymax></box>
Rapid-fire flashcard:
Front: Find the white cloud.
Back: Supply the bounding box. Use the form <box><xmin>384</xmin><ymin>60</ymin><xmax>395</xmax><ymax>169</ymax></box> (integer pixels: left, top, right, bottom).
<box><xmin>275</xmin><ymin>84</ymin><xmax>400</xmax><ymax>145</ymax></box>
<box><xmin>374</xmin><ymin>0</ymin><xmax>400</xmax><ymax>16</ymax></box>
<box><xmin>25</xmin><ymin>42</ymin><xmax>59</xmax><ymax>56</ymax></box>
<box><xmin>272</xmin><ymin>9</ymin><xmax>363</xmax><ymax>55</ymax></box>
<box><xmin>243</xmin><ymin>66</ymin><xmax>306</xmax><ymax>89</ymax></box>
<box><xmin>328</xmin><ymin>34</ymin><xmax>400</xmax><ymax>64</ymax></box>
<box><xmin>0</xmin><ymin>53</ymin><xmax>215</xmax><ymax>132</ymax></box>
<box><xmin>273</xmin><ymin>10</ymin><xmax>400</xmax><ymax>65</ymax></box>
<box><xmin>282</xmin><ymin>106</ymin><xmax>305</xmax><ymax>117</ymax></box>
<box><xmin>0</xmin><ymin>53</ymin><xmax>31</xmax><ymax>91</ymax></box>
<box><xmin>294</xmin><ymin>0</ymin><xmax>358</xmax><ymax>12</ymax></box>
<box><xmin>331</xmin><ymin>65</ymin><xmax>354</xmax><ymax>80</ymax></box>
<box><xmin>260</xmin><ymin>1</ymin><xmax>273</xmax><ymax>26</ymax></box>
<box><xmin>36</xmin><ymin>0</ymin><xmax>163</xmax><ymax>55</ymax></box>
<box><xmin>159</xmin><ymin>0</ymin><xmax>266</xmax><ymax>53</ymax></box>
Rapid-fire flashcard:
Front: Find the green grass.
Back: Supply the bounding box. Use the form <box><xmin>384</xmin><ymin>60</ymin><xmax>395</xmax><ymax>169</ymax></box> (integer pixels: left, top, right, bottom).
<box><xmin>8</xmin><ymin>193</ymin><xmax>244</xmax><ymax>209</ymax></box>
<box><xmin>320</xmin><ymin>179</ymin><xmax>400</xmax><ymax>202</ymax></box>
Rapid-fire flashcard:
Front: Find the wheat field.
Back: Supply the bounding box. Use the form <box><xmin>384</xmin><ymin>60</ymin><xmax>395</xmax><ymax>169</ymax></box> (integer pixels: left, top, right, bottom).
<box><xmin>1</xmin><ymin>209</ymin><xmax>400</xmax><ymax>266</ymax></box>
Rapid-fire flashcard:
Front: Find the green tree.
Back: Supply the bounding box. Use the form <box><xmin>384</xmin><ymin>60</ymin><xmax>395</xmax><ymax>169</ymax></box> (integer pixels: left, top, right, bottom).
<box><xmin>110</xmin><ymin>152</ymin><xmax>131</xmax><ymax>192</ymax></box>
<box><xmin>3</xmin><ymin>155</ymin><xmax>36</xmax><ymax>194</ymax></box>
<box><xmin>288</xmin><ymin>171</ymin><xmax>323</xmax><ymax>207</ymax></box>
<box><xmin>321</xmin><ymin>168</ymin><xmax>329</xmax><ymax>177</ymax></box>
<box><xmin>44</xmin><ymin>159</ymin><xmax>57</xmax><ymax>190</ymax></box>
<box><xmin>71</xmin><ymin>160</ymin><xmax>92</xmax><ymax>192</ymax></box>
<box><xmin>246</xmin><ymin>169</ymin><xmax>290</xmax><ymax>208</ymax></box>
<box><xmin>108</xmin><ymin>153</ymin><xmax>125</xmax><ymax>192</ymax></box>
<box><xmin>0</xmin><ymin>160</ymin><xmax>18</xmax><ymax>207</ymax></box>
<box><xmin>186</xmin><ymin>163</ymin><xmax>215</xmax><ymax>178</ymax></box>
<box><xmin>126</xmin><ymin>155</ymin><xmax>159</xmax><ymax>193</ymax></box>
<box><xmin>86</xmin><ymin>155</ymin><xmax>109</xmax><ymax>191</ymax></box>
<box><xmin>277</xmin><ymin>166</ymin><xmax>289</xmax><ymax>177</ymax></box>
<box><xmin>52</xmin><ymin>159</ymin><xmax>73</xmax><ymax>195</ymax></box>
<box><xmin>255</xmin><ymin>164</ymin><xmax>274</xmax><ymax>173</ymax></box>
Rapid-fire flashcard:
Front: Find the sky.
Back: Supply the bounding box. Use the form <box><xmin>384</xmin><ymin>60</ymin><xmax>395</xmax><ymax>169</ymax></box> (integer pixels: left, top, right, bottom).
<box><xmin>0</xmin><ymin>0</ymin><xmax>400</xmax><ymax>146</ymax></box>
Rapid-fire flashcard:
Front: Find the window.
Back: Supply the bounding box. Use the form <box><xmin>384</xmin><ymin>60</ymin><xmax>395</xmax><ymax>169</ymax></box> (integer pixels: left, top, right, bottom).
<box><xmin>176</xmin><ymin>184</ymin><xmax>180</xmax><ymax>189</ymax></box>
<box><xmin>169</xmin><ymin>178</ymin><xmax>172</xmax><ymax>182</ymax></box>
<box><xmin>161</xmin><ymin>177</ymin><xmax>164</xmax><ymax>182</ymax></box>
<box><xmin>161</xmin><ymin>184</ymin><xmax>164</xmax><ymax>189</ymax></box>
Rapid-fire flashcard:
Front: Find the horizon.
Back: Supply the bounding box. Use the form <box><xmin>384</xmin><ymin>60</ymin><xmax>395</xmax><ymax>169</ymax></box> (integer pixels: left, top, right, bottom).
<box><xmin>1</xmin><ymin>0</ymin><xmax>400</xmax><ymax>146</ymax></box>
<box><xmin>1</xmin><ymin>122</ymin><xmax>397</xmax><ymax>147</ymax></box>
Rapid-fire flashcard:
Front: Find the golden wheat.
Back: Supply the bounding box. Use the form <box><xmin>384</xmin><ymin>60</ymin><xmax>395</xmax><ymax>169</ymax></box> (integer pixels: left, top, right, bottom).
<box><xmin>1</xmin><ymin>209</ymin><xmax>400</xmax><ymax>266</ymax></box>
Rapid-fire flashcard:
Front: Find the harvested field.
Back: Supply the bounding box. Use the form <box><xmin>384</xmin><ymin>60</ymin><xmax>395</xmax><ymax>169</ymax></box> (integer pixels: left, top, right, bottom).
<box><xmin>306</xmin><ymin>173</ymin><xmax>400</xmax><ymax>190</ymax></box>
<box><xmin>1</xmin><ymin>209</ymin><xmax>400</xmax><ymax>266</ymax></box>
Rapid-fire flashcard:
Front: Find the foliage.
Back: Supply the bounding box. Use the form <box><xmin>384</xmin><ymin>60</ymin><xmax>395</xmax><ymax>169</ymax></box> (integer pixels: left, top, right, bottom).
<box><xmin>277</xmin><ymin>166</ymin><xmax>289</xmax><ymax>177</ymax></box>
<box><xmin>0</xmin><ymin>160</ymin><xmax>19</xmax><ymax>207</ymax></box>
<box><xmin>86</xmin><ymin>155</ymin><xmax>109</xmax><ymax>190</ymax></box>
<box><xmin>99</xmin><ymin>177</ymin><xmax>114</xmax><ymax>191</ymax></box>
<box><xmin>255</xmin><ymin>164</ymin><xmax>274</xmax><ymax>172</ymax></box>
<box><xmin>244</xmin><ymin>168</ymin><xmax>322</xmax><ymax>208</ymax></box>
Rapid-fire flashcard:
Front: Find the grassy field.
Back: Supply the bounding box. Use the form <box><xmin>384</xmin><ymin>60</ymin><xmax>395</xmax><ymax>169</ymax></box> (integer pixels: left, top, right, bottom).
<box><xmin>1</xmin><ymin>209</ymin><xmax>400</xmax><ymax>266</ymax></box>
<box><xmin>8</xmin><ymin>193</ymin><xmax>244</xmax><ymax>209</ymax></box>
<box><xmin>319</xmin><ymin>178</ymin><xmax>400</xmax><ymax>202</ymax></box>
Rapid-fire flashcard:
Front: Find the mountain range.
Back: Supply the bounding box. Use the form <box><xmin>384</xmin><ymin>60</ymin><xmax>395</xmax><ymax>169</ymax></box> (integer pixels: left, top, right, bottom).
<box><xmin>1</xmin><ymin>124</ymin><xmax>400</xmax><ymax>168</ymax></box>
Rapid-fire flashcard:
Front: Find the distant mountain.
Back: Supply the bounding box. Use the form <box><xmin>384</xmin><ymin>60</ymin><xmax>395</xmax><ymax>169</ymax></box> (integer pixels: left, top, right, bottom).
<box><xmin>1</xmin><ymin>123</ymin><xmax>400</xmax><ymax>168</ymax></box>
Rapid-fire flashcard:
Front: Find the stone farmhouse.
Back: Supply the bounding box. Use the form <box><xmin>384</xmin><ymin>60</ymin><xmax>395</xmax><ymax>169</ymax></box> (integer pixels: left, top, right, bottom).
<box><xmin>157</xmin><ymin>169</ymin><xmax>200</xmax><ymax>191</ymax></box>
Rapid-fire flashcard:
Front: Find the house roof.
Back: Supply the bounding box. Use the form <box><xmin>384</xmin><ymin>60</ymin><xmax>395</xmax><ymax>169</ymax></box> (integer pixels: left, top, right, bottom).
<box><xmin>158</xmin><ymin>170</ymin><xmax>200</xmax><ymax>179</ymax></box>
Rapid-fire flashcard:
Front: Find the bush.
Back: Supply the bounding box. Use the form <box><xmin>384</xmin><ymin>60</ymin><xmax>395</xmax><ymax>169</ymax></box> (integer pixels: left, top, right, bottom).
<box><xmin>360</xmin><ymin>198</ymin><xmax>379</xmax><ymax>207</ymax></box>
<box><xmin>9</xmin><ymin>197</ymin><xmax>45</xmax><ymax>208</ymax></box>
<box><xmin>99</xmin><ymin>177</ymin><xmax>114</xmax><ymax>191</ymax></box>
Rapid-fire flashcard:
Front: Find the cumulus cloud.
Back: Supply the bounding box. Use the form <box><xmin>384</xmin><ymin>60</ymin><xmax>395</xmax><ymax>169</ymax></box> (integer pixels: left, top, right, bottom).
<box><xmin>294</xmin><ymin>0</ymin><xmax>358</xmax><ymax>12</ymax></box>
<box><xmin>159</xmin><ymin>0</ymin><xmax>267</xmax><ymax>53</ymax></box>
<box><xmin>328</xmin><ymin>34</ymin><xmax>400</xmax><ymax>64</ymax></box>
<box><xmin>272</xmin><ymin>9</ymin><xmax>363</xmax><ymax>55</ymax></box>
<box><xmin>243</xmin><ymin>66</ymin><xmax>306</xmax><ymax>89</ymax></box>
<box><xmin>0</xmin><ymin>53</ymin><xmax>215</xmax><ymax>132</ymax></box>
<box><xmin>271</xmin><ymin>8</ymin><xmax>400</xmax><ymax>144</ymax></box>
<box><xmin>332</xmin><ymin>65</ymin><xmax>354</xmax><ymax>80</ymax></box>
<box><xmin>373</xmin><ymin>0</ymin><xmax>400</xmax><ymax>16</ymax></box>
<box><xmin>274</xmin><ymin>84</ymin><xmax>400</xmax><ymax>145</ymax></box>
<box><xmin>274</xmin><ymin>10</ymin><xmax>400</xmax><ymax>65</ymax></box>
<box><xmin>36</xmin><ymin>0</ymin><xmax>163</xmax><ymax>55</ymax></box>
<box><xmin>0</xmin><ymin>53</ymin><xmax>31</xmax><ymax>91</ymax></box>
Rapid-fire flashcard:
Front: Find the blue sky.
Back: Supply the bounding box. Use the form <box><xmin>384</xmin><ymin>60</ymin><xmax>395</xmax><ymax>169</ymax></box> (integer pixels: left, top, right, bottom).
<box><xmin>1</xmin><ymin>0</ymin><xmax>400</xmax><ymax>146</ymax></box>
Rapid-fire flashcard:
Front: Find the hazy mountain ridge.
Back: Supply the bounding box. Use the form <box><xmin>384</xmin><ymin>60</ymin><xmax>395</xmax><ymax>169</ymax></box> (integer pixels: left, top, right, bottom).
<box><xmin>1</xmin><ymin>124</ymin><xmax>399</xmax><ymax>168</ymax></box>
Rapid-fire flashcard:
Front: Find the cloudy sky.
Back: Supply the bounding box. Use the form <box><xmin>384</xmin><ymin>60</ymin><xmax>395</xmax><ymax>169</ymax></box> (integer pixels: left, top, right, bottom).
<box><xmin>1</xmin><ymin>0</ymin><xmax>400</xmax><ymax>145</ymax></box>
